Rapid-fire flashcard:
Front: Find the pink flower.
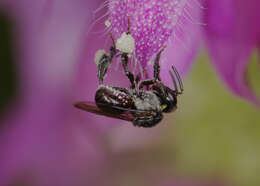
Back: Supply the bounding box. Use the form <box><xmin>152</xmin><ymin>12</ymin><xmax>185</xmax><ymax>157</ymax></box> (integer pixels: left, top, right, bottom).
<box><xmin>0</xmin><ymin>0</ymin><xmax>237</xmax><ymax>185</ymax></box>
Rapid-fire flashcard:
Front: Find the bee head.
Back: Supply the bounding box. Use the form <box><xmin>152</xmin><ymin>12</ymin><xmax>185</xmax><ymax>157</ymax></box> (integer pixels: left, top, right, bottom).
<box><xmin>152</xmin><ymin>83</ymin><xmax>177</xmax><ymax>113</ymax></box>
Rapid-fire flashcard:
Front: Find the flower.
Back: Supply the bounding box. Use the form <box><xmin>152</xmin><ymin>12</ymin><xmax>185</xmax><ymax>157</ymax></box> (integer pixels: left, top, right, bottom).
<box><xmin>0</xmin><ymin>0</ymin><xmax>229</xmax><ymax>185</ymax></box>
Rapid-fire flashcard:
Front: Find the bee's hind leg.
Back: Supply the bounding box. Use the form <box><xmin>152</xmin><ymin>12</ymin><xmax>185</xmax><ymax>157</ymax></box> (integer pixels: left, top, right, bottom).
<box><xmin>96</xmin><ymin>33</ymin><xmax>117</xmax><ymax>84</ymax></box>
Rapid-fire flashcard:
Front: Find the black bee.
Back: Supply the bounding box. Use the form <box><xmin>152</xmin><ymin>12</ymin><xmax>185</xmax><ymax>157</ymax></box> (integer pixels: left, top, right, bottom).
<box><xmin>74</xmin><ymin>38</ymin><xmax>183</xmax><ymax>127</ymax></box>
<box><xmin>74</xmin><ymin>20</ymin><xmax>183</xmax><ymax>127</ymax></box>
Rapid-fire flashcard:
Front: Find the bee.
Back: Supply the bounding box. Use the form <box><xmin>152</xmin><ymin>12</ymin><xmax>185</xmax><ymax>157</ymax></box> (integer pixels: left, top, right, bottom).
<box><xmin>74</xmin><ymin>48</ymin><xmax>183</xmax><ymax>127</ymax></box>
<box><xmin>74</xmin><ymin>21</ymin><xmax>183</xmax><ymax>127</ymax></box>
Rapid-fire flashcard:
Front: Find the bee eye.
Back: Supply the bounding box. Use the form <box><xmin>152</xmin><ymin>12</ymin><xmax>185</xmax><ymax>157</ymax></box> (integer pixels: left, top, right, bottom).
<box><xmin>161</xmin><ymin>104</ymin><xmax>167</xmax><ymax>111</ymax></box>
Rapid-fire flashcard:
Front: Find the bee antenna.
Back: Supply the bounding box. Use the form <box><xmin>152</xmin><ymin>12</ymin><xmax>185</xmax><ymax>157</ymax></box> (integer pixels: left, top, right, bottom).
<box><xmin>169</xmin><ymin>70</ymin><xmax>178</xmax><ymax>93</ymax></box>
<box><xmin>172</xmin><ymin>66</ymin><xmax>184</xmax><ymax>94</ymax></box>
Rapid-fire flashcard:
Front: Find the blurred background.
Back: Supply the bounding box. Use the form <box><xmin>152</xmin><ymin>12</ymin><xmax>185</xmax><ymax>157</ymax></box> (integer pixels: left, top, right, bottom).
<box><xmin>1</xmin><ymin>1</ymin><xmax>260</xmax><ymax>186</ymax></box>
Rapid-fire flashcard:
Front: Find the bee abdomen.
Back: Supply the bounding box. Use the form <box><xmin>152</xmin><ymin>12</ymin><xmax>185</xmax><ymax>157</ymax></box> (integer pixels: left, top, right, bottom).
<box><xmin>95</xmin><ymin>85</ymin><xmax>133</xmax><ymax>110</ymax></box>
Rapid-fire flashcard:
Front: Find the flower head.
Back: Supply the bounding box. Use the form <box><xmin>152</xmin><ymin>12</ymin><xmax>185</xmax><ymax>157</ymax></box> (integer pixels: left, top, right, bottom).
<box><xmin>108</xmin><ymin>0</ymin><xmax>193</xmax><ymax>67</ymax></box>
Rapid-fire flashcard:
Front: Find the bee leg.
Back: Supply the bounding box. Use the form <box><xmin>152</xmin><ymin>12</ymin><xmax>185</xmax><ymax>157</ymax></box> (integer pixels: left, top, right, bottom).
<box><xmin>121</xmin><ymin>53</ymin><xmax>136</xmax><ymax>89</ymax></box>
<box><xmin>97</xmin><ymin>56</ymin><xmax>111</xmax><ymax>84</ymax></box>
<box><xmin>97</xmin><ymin>34</ymin><xmax>117</xmax><ymax>84</ymax></box>
<box><xmin>153</xmin><ymin>45</ymin><xmax>166</xmax><ymax>81</ymax></box>
<box><xmin>169</xmin><ymin>66</ymin><xmax>184</xmax><ymax>95</ymax></box>
<box><xmin>143</xmin><ymin>69</ymin><xmax>149</xmax><ymax>79</ymax></box>
<box><xmin>141</xmin><ymin>69</ymin><xmax>150</xmax><ymax>90</ymax></box>
<box><xmin>135</xmin><ymin>72</ymin><xmax>141</xmax><ymax>85</ymax></box>
<box><xmin>138</xmin><ymin>79</ymin><xmax>154</xmax><ymax>90</ymax></box>
<box><xmin>109</xmin><ymin>32</ymin><xmax>117</xmax><ymax>58</ymax></box>
<box><xmin>127</xmin><ymin>17</ymin><xmax>131</xmax><ymax>34</ymax></box>
<box><xmin>138</xmin><ymin>46</ymin><xmax>166</xmax><ymax>89</ymax></box>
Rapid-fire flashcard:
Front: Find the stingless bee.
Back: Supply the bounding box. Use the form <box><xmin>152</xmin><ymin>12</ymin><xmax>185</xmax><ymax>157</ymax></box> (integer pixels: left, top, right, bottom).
<box><xmin>74</xmin><ymin>21</ymin><xmax>183</xmax><ymax>127</ymax></box>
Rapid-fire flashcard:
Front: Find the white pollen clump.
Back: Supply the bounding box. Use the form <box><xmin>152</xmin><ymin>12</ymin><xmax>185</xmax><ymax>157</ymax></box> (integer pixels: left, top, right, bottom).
<box><xmin>94</xmin><ymin>50</ymin><xmax>107</xmax><ymax>65</ymax></box>
<box><xmin>105</xmin><ymin>20</ymin><xmax>111</xmax><ymax>27</ymax></box>
<box><xmin>116</xmin><ymin>32</ymin><xmax>135</xmax><ymax>54</ymax></box>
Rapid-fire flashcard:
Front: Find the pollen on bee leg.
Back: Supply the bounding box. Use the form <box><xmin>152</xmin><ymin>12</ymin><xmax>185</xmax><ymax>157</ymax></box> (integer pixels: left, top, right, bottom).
<box><xmin>116</xmin><ymin>32</ymin><xmax>135</xmax><ymax>54</ymax></box>
<box><xmin>94</xmin><ymin>50</ymin><xmax>107</xmax><ymax>65</ymax></box>
<box><xmin>147</xmin><ymin>60</ymin><xmax>153</xmax><ymax>66</ymax></box>
<box><xmin>105</xmin><ymin>20</ymin><xmax>111</xmax><ymax>28</ymax></box>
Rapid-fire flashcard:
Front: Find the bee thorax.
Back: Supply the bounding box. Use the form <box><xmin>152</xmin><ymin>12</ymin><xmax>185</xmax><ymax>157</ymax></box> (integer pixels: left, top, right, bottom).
<box><xmin>134</xmin><ymin>91</ymin><xmax>161</xmax><ymax>111</ymax></box>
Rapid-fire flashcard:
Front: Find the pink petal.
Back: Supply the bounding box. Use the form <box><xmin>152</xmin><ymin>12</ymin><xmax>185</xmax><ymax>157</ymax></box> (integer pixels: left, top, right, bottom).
<box><xmin>0</xmin><ymin>0</ymin><xmax>109</xmax><ymax>185</ymax></box>
<box><xmin>204</xmin><ymin>0</ymin><xmax>260</xmax><ymax>105</ymax></box>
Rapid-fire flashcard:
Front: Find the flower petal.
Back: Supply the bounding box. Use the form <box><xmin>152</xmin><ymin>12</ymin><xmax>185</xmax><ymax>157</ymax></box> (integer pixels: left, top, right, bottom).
<box><xmin>204</xmin><ymin>0</ymin><xmax>260</xmax><ymax>105</ymax></box>
<box><xmin>0</xmin><ymin>0</ymin><xmax>109</xmax><ymax>185</ymax></box>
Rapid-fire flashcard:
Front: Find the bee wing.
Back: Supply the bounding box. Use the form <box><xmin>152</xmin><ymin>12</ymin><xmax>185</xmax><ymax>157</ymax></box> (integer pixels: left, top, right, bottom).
<box><xmin>74</xmin><ymin>101</ymin><xmax>135</xmax><ymax>122</ymax></box>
